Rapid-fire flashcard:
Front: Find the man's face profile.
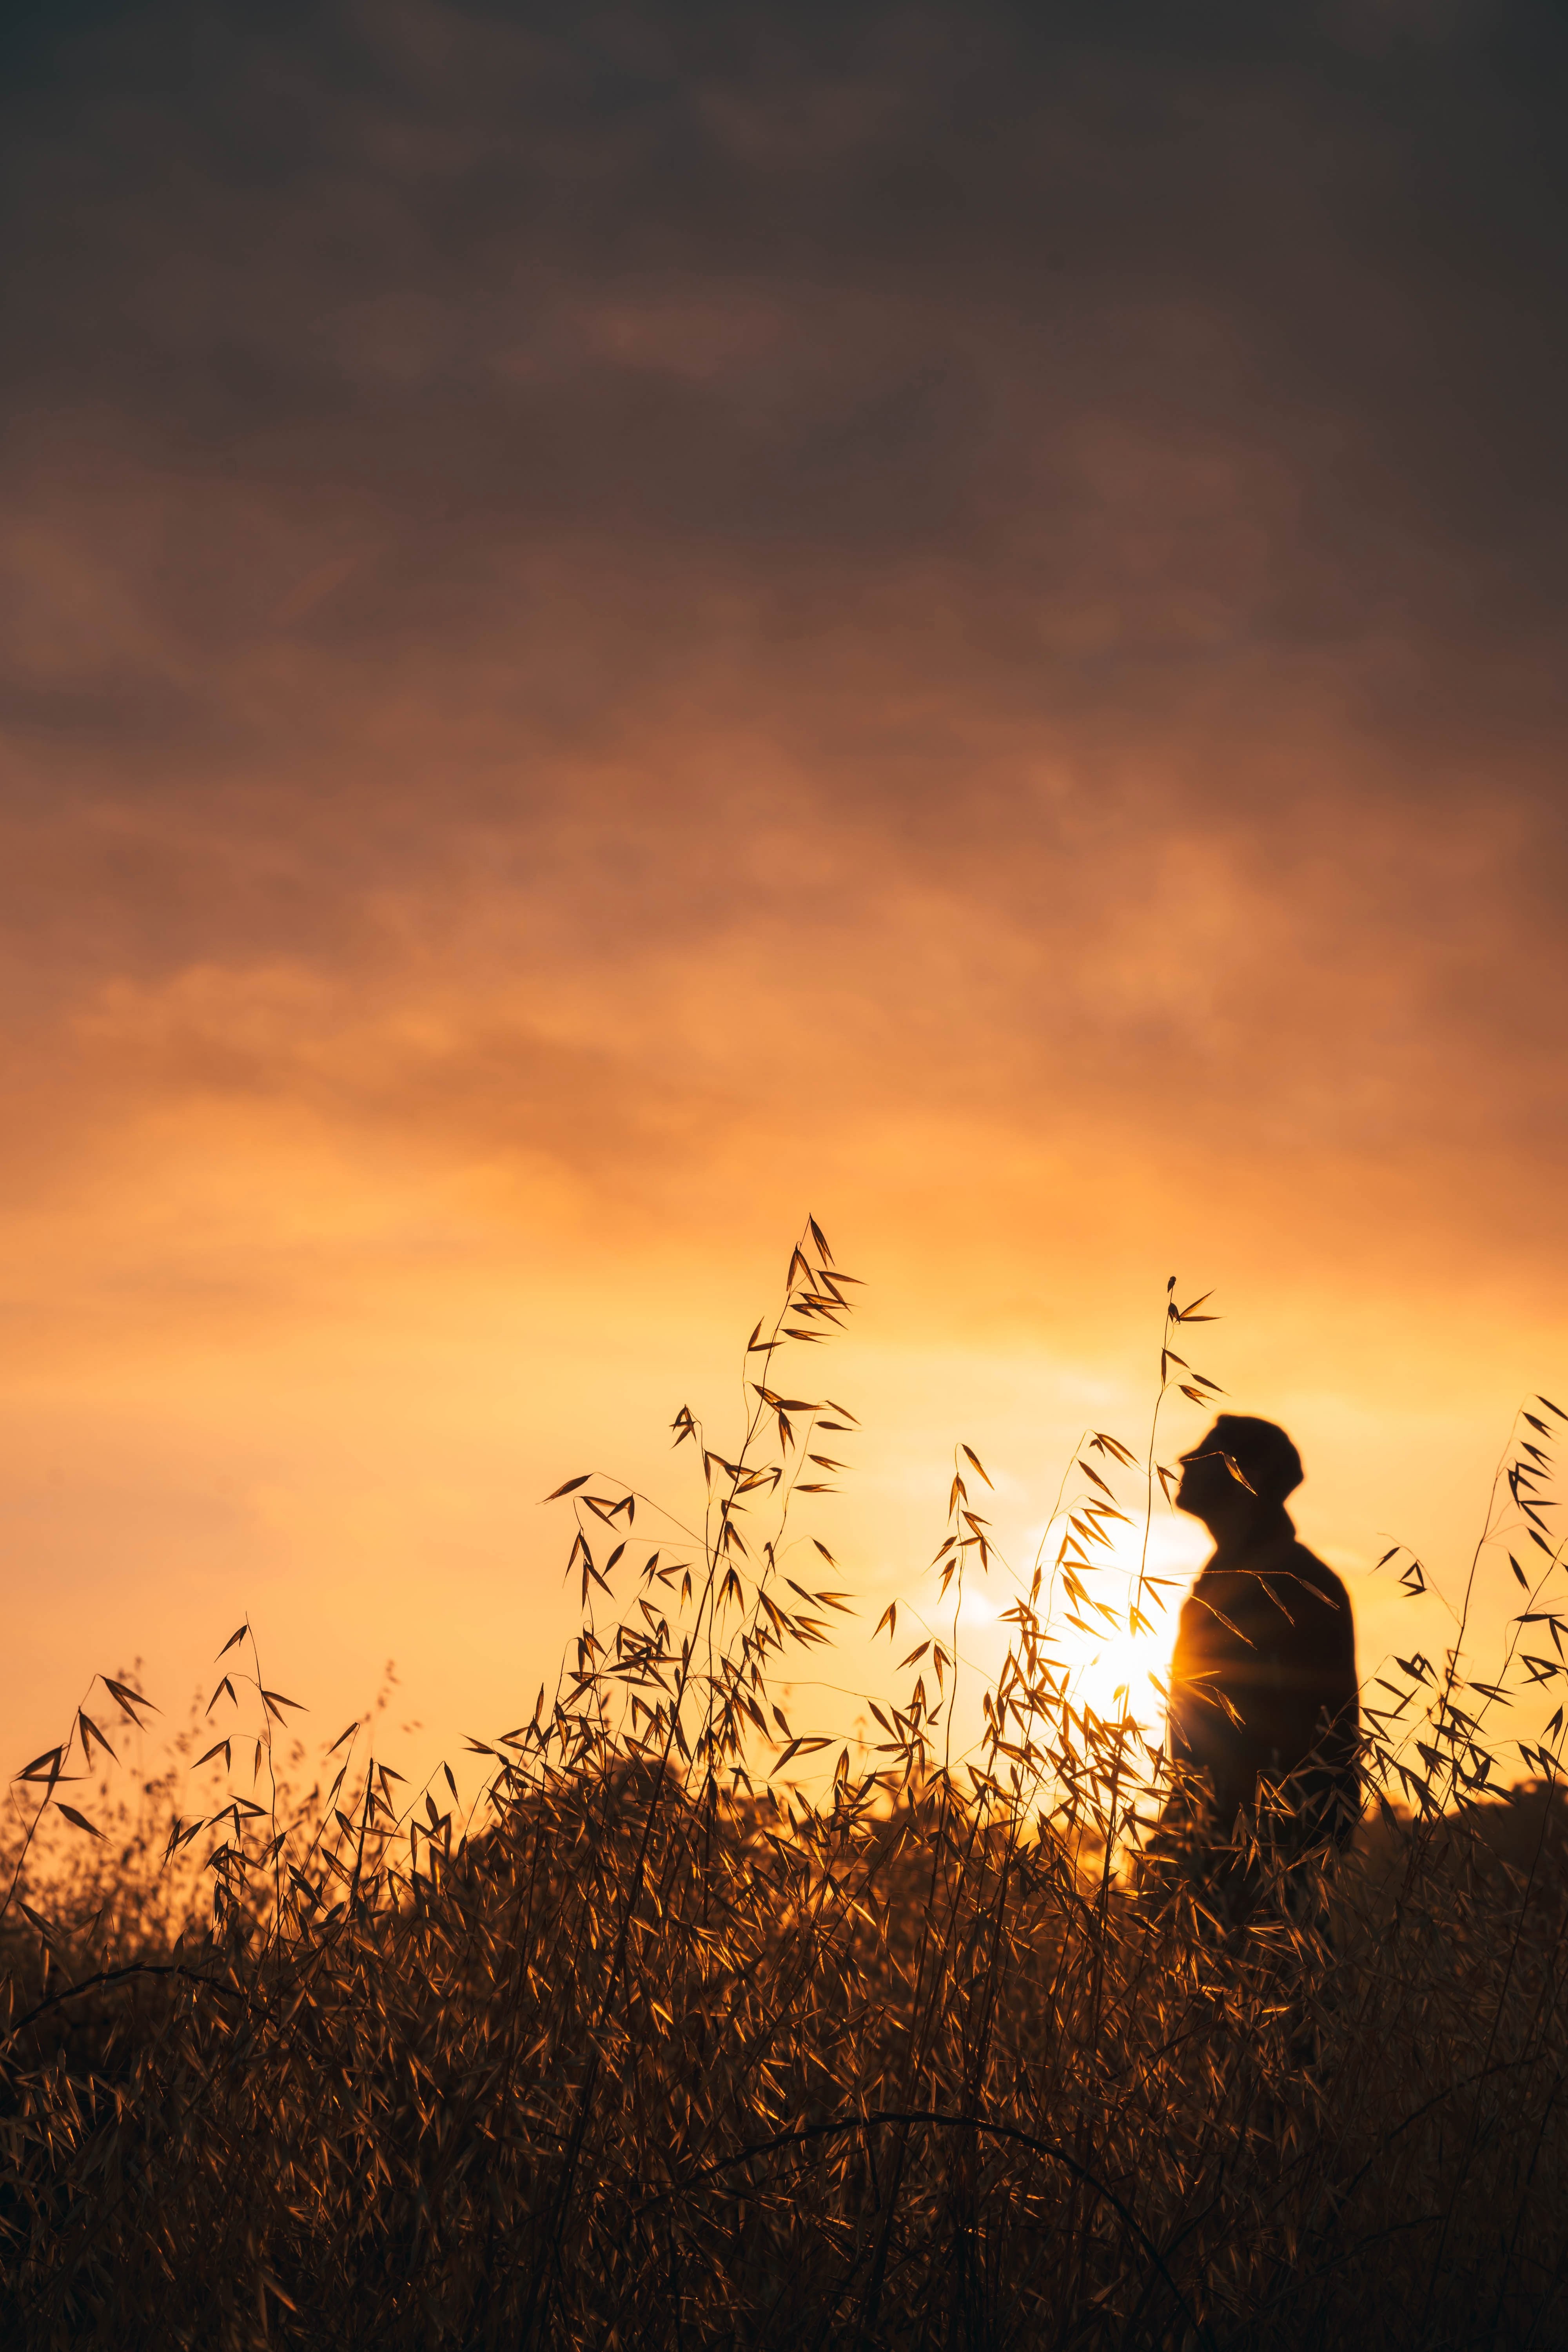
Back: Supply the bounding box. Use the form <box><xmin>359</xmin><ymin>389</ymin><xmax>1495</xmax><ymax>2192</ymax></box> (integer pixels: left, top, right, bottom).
<box><xmin>1174</xmin><ymin>1447</ymin><xmax>1237</xmax><ymax>1524</ymax></box>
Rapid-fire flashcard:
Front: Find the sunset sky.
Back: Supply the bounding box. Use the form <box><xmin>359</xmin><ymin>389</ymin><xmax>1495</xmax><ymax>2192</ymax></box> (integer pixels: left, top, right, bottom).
<box><xmin>2</xmin><ymin>0</ymin><xmax>1565</xmax><ymax>1796</ymax></box>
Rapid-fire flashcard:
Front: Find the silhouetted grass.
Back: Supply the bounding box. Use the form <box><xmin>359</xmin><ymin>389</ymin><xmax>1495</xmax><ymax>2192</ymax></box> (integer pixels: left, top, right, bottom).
<box><xmin>3</xmin><ymin>1227</ymin><xmax>1567</xmax><ymax>2349</ymax></box>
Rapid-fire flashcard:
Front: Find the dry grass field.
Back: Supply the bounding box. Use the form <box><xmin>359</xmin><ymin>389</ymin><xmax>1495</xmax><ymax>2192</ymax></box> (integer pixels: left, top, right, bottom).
<box><xmin>4</xmin><ymin>1228</ymin><xmax>1567</xmax><ymax>2350</ymax></box>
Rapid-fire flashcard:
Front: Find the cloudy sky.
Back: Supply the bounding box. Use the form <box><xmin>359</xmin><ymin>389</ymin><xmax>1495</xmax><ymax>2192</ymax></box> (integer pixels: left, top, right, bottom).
<box><xmin>2</xmin><ymin>0</ymin><xmax>1564</xmax><ymax>1788</ymax></box>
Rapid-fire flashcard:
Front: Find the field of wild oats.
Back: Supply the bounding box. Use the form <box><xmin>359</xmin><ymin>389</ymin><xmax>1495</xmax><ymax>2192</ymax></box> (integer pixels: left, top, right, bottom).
<box><xmin>4</xmin><ymin>1227</ymin><xmax>1568</xmax><ymax>2350</ymax></box>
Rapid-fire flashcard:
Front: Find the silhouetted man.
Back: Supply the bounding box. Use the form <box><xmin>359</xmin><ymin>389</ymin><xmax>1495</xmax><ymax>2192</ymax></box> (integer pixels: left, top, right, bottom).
<box><xmin>1157</xmin><ymin>1416</ymin><xmax>1359</xmax><ymax>1908</ymax></box>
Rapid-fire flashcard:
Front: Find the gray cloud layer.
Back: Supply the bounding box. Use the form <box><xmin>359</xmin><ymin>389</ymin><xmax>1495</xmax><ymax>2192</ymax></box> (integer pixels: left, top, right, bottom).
<box><xmin>1</xmin><ymin>0</ymin><xmax>1565</xmax><ymax>1283</ymax></box>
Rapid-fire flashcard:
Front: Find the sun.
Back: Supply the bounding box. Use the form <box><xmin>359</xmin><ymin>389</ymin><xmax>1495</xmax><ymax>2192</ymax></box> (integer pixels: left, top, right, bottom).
<box><xmin>1058</xmin><ymin>1616</ymin><xmax>1171</xmax><ymax>1742</ymax></box>
<box><xmin>955</xmin><ymin>1507</ymin><xmax>1207</xmax><ymax>1753</ymax></box>
<box><xmin>1051</xmin><ymin>1526</ymin><xmax>1202</xmax><ymax>1745</ymax></box>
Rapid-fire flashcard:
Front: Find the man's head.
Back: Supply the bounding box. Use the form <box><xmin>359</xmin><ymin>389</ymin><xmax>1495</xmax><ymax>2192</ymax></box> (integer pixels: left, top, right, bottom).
<box><xmin>1175</xmin><ymin>1415</ymin><xmax>1303</xmax><ymax>1539</ymax></box>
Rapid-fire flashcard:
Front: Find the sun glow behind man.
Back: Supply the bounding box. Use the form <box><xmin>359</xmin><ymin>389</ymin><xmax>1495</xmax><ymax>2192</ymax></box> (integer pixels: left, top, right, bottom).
<box><xmin>948</xmin><ymin>1504</ymin><xmax>1207</xmax><ymax>1759</ymax></box>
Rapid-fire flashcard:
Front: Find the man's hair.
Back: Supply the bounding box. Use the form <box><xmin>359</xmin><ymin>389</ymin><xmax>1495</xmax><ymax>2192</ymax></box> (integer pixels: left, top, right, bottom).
<box><xmin>1189</xmin><ymin>1414</ymin><xmax>1303</xmax><ymax>1504</ymax></box>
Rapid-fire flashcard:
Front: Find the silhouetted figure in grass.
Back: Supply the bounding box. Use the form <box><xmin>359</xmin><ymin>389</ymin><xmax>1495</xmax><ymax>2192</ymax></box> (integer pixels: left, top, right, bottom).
<box><xmin>1152</xmin><ymin>1415</ymin><xmax>1359</xmax><ymax>1921</ymax></box>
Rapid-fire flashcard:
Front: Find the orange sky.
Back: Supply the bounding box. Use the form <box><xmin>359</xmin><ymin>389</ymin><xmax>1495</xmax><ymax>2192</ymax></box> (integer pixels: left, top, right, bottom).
<box><xmin>2</xmin><ymin>0</ymin><xmax>1566</xmax><ymax>1803</ymax></box>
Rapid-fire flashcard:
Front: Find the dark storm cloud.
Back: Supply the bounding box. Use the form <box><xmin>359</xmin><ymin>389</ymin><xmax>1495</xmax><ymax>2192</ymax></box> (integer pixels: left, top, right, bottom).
<box><xmin>0</xmin><ymin>0</ymin><xmax>1565</xmax><ymax>1261</ymax></box>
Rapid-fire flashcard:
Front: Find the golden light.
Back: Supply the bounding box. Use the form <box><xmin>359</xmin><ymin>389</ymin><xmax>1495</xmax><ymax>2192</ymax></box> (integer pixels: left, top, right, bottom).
<box><xmin>1047</xmin><ymin>1513</ymin><xmax>1205</xmax><ymax>1748</ymax></box>
<box><xmin>944</xmin><ymin>1504</ymin><xmax>1205</xmax><ymax>1771</ymax></box>
<box><xmin>1058</xmin><ymin>1617</ymin><xmax>1172</xmax><ymax>1742</ymax></box>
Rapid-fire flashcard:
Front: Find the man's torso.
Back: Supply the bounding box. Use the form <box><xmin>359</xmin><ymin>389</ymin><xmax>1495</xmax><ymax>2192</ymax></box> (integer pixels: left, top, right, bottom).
<box><xmin>1168</xmin><ymin>1530</ymin><xmax>1359</xmax><ymax>1836</ymax></box>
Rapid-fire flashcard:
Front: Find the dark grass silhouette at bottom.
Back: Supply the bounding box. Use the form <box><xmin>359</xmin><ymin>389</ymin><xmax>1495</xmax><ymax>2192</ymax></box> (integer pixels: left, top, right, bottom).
<box><xmin>8</xmin><ymin>1761</ymin><xmax>1568</xmax><ymax>2349</ymax></box>
<box><xmin>4</xmin><ymin>1241</ymin><xmax>1568</xmax><ymax>2350</ymax></box>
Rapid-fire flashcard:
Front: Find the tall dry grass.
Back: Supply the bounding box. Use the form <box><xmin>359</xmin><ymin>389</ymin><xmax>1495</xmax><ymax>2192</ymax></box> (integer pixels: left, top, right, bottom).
<box><xmin>4</xmin><ymin>1225</ymin><xmax>1568</xmax><ymax>2349</ymax></box>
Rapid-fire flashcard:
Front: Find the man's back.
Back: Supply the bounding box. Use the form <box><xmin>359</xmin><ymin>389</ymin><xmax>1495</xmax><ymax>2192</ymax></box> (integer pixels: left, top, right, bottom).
<box><xmin>1169</xmin><ymin>1523</ymin><xmax>1359</xmax><ymax>1845</ymax></box>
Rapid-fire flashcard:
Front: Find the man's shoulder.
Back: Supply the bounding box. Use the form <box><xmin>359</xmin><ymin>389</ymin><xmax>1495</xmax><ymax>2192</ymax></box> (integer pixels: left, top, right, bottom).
<box><xmin>1281</xmin><ymin>1540</ymin><xmax>1354</xmax><ymax>1621</ymax></box>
